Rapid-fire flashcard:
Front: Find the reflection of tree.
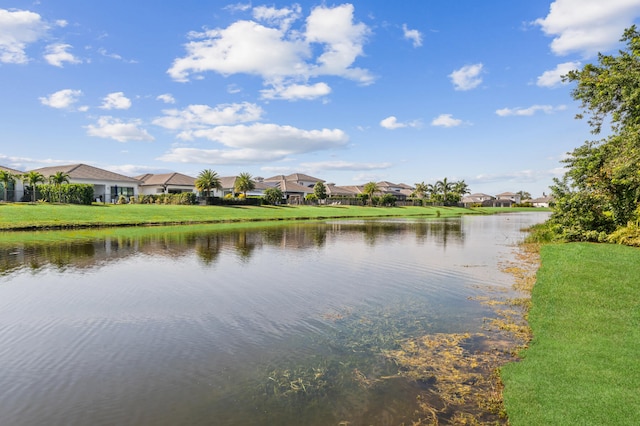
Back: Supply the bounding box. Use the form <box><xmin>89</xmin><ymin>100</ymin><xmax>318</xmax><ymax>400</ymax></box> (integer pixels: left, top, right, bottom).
<box><xmin>195</xmin><ymin>235</ymin><xmax>221</xmax><ymax>265</ymax></box>
<box><xmin>0</xmin><ymin>219</ymin><xmax>466</xmax><ymax>275</ymax></box>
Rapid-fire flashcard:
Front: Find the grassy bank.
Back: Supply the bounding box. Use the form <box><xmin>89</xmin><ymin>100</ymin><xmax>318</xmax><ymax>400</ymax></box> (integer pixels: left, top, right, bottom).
<box><xmin>501</xmin><ymin>243</ymin><xmax>640</xmax><ymax>425</ymax></box>
<box><xmin>0</xmin><ymin>203</ymin><xmax>536</xmax><ymax>231</ymax></box>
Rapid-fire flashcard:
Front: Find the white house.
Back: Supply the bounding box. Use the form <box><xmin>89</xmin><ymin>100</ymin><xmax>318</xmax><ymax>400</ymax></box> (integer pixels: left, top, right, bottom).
<box><xmin>136</xmin><ymin>172</ymin><xmax>196</xmax><ymax>195</ymax></box>
<box><xmin>0</xmin><ymin>165</ymin><xmax>25</xmax><ymax>202</ymax></box>
<box><xmin>31</xmin><ymin>164</ymin><xmax>141</xmax><ymax>203</ymax></box>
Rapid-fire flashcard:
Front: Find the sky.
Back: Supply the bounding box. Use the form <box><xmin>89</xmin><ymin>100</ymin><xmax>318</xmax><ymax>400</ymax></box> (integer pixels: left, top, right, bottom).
<box><xmin>2</xmin><ymin>0</ymin><xmax>640</xmax><ymax>197</ymax></box>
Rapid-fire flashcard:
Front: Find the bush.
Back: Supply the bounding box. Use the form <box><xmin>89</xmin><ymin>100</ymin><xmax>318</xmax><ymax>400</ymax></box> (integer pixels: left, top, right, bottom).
<box><xmin>38</xmin><ymin>184</ymin><xmax>94</xmax><ymax>205</ymax></box>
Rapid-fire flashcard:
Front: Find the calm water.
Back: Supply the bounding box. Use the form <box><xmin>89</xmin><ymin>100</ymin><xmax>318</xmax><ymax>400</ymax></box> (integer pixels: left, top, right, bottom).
<box><xmin>0</xmin><ymin>212</ymin><xmax>548</xmax><ymax>425</ymax></box>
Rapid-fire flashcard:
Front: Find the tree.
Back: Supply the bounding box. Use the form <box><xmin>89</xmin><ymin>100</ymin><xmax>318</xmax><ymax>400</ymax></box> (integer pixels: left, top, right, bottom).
<box><xmin>49</xmin><ymin>171</ymin><xmax>70</xmax><ymax>203</ymax></box>
<box><xmin>234</xmin><ymin>172</ymin><xmax>255</xmax><ymax>198</ymax></box>
<box><xmin>313</xmin><ymin>181</ymin><xmax>327</xmax><ymax>203</ymax></box>
<box><xmin>516</xmin><ymin>190</ymin><xmax>532</xmax><ymax>201</ymax></box>
<box><xmin>434</xmin><ymin>178</ymin><xmax>455</xmax><ymax>204</ymax></box>
<box><xmin>21</xmin><ymin>171</ymin><xmax>45</xmax><ymax>202</ymax></box>
<box><xmin>453</xmin><ymin>180</ymin><xmax>470</xmax><ymax>201</ymax></box>
<box><xmin>263</xmin><ymin>187</ymin><xmax>283</xmax><ymax>205</ymax></box>
<box><xmin>195</xmin><ymin>169</ymin><xmax>222</xmax><ymax>200</ymax></box>
<box><xmin>549</xmin><ymin>26</ymin><xmax>640</xmax><ymax>241</ymax></box>
<box><xmin>0</xmin><ymin>170</ymin><xmax>16</xmax><ymax>202</ymax></box>
<box><xmin>362</xmin><ymin>181</ymin><xmax>380</xmax><ymax>206</ymax></box>
<box><xmin>412</xmin><ymin>182</ymin><xmax>429</xmax><ymax>199</ymax></box>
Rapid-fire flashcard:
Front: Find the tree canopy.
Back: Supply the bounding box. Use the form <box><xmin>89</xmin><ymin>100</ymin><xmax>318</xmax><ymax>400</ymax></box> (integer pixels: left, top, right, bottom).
<box><xmin>195</xmin><ymin>169</ymin><xmax>221</xmax><ymax>199</ymax></box>
<box><xmin>548</xmin><ymin>26</ymin><xmax>640</xmax><ymax>244</ymax></box>
<box><xmin>234</xmin><ymin>172</ymin><xmax>255</xmax><ymax>198</ymax></box>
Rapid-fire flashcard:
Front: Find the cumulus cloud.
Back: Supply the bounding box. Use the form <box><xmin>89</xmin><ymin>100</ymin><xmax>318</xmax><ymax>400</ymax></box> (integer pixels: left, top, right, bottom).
<box><xmin>260</xmin><ymin>82</ymin><xmax>331</xmax><ymax>100</ymax></box>
<box><xmin>156</xmin><ymin>93</ymin><xmax>176</xmax><ymax>104</ymax></box>
<box><xmin>167</xmin><ymin>4</ymin><xmax>372</xmax><ymax>97</ymax></box>
<box><xmin>153</xmin><ymin>102</ymin><xmax>264</xmax><ymax>131</ymax></box>
<box><xmin>496</xmin><ymin>104</ymin><xmax>567</xmax><ymax>116</ymax></box>
<box><xmin>253</xmin><ymin>4</ymin><xmax>301</xmax><ymax>31</ymax></box>
<box><xmin>44</xmin><ymin>43</ymin><xmax>81</xmax><ymax>67</ymax></box>
<box><xmin>39</xmin><ymin>89</ymin><xmax>83</xmax><ymax>109</ymax></box>
<box><xmin>402</xmin><ymin>24</ymin><xmax>423</xmax><ymax>47</ymax></box>
<box><xmin>380</xmin><ymin>116</ymin><xmax>420</xmax><ymax>130</ymax></box>
<box><xmin>536</xmin><ymin>61</ymin><xmax>581</xmax><ymax>87</ymax></box>
<box><xmin>86</xmin><ymin>116</ymin><xmax>154</xmax><ymax>142</ymax></box>
<box><xmin>158</xmin><ymin>123</ymin><xmax>348</xmax><ymax>164</ymax></box>
<box><xmin>449</xmin><ymin>63</ymin><xmax>483</xmax><ymax>91</ymax></box>
<box><xmin>0</xmin><ymin>8</ymin><xmax>49</xmax><ymax>63</ymax></box>
<box><xmin>535</xmin><ymin>0</ymin><xmax>640</xmax><ymax>56</ymax></box>
<box><xmin>100</xmin><ymin>92</ymin><xmax>132</xmax><ymax>110</ymax></box>
<box><xmin>431</xmin><ymin>113</ymin><xmax>463</xmax><ymax>128</ymax></box>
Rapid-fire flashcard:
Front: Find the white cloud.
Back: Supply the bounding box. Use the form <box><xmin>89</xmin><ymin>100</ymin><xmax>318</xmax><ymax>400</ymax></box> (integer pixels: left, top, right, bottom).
<box><xmin>402</xmin><ymin>24</ymin><xmax>423</xmax><ymax>47</ymax></box>
<box><xmin>380</xmin><ymin>116</ymin><xmax>420</xmax><ymax>130</ymax></box>
<box><xmin>86</xmin><ymin>116</ymin><xmax>154</xmax><ymax>142</ymax></box>
<box><xmin>153</xmin><ymin>102</ymin><xmax>264</xmax><ymax>131</ymax></box>
<box><xmin>536</xmin><ymin>61</ymin><xmax>581</xmax><ymax>87</ymax></box>
<box><xmin>496</xmin><ymin>104</ymin><xmax>567</xmax><ymax>116</ymax></box>
<box><xmin>181</xmin><ymin>123</ymin><xmax>348</xmax><ymax>152</ymax></box>
<box><xmin>156</xmin><ymin>93</ymin><xmax>176</xmax><ymax>104</ymax></box>
<box><xmin>100</xmin><ymin>92</ymin><xmax>132</xmax><ymax>110</ymax></box>
<box><xmin>0</xmin><ymin>8</ymin><xmax>48</xmax><ymax>64</ymax></box>
<box><xmin>44</xmin><ymin>43</ymin><xmax>81</xmax><ymax>67</ymax></box>
<box><xmin>449</xmin><ymin>63</ymin><xmax>484</xmax><ymax>91</ymax></box>
<box><xmin>158</xmin><ymin>123</ymin><xmax>348</xmax><ymax>165</ymax></box>
<box><xmin>253</xmin><ymin>4</ymin><xmax>301</xmax><ymax>31</ymax></box>
<box><xmin>39</xmin><ymin>89</ymin><xmax>83</xmax><ymax>109</ymax></box>
<box><xmin>431</xmin><ymin>113</ymin><xmax>463</xmax><ymax>128</ymax></box>
<box><xmin>260</xmin><ymin>82</ymin><xmax>331</xmax><ymax>100</ymax></box>
<box><xmin>535</xmin><ymin>0</ymin><xmax>640</xmax><ymax>56</ymax></box>
<box><xmin>168</xmin><ymin>4</ymin><xmax>373</xmax><ymax>89</ymax></box>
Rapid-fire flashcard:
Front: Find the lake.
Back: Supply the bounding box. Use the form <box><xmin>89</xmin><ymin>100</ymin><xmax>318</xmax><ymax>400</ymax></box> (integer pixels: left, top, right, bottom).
<box><xmin>0</xmin><ymin>212</ymin><xmax>548</xmax><ymax>425</ymax></box>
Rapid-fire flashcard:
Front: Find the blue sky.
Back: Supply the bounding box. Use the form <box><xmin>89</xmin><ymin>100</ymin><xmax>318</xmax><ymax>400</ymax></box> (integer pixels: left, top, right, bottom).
<box><xmin>2</xmin><ymin>0</ymin><xmax>640</xmax><ymax>197</ymax></box>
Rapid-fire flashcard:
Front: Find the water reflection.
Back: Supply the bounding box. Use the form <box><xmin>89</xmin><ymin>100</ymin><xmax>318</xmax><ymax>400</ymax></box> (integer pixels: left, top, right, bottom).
<box><xmin>0</xmin><ymin>213</ymin><xmax>549</xmax><ymax>426</ymax></box>
<box><xmin>0</xmin><ymin>218</ymin><xmax>465</xmax><ymax>275</ymax></box>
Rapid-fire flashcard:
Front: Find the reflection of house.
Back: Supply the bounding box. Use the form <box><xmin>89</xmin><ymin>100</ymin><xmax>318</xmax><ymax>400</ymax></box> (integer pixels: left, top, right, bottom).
<box><xmin>31</xmin><ymin>164</ymin><xmax>141</xmax><ymax>203</ymax></box>
<box><xmin>135</xmin><ymin>172</ymin><xmax>196</xmax><ymax>195</ymax></box>
<box><xmin>0</xmin><ymin>165</ymin><xmax>25</xmax><ymax>202</ymax></box>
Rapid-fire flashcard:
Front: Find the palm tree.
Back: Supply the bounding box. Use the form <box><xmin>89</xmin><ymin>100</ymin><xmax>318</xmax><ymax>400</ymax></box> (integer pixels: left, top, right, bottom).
<box><xmin>363</xmin><ymin>181</ymin><xmax>380</xmax><ymax>206</ymax></box>
<box><xmin>49</xmin><ymin>171</ymin><xmax>70</xmax><ymax>203</ymax></box>
<box><xmin>195</xmin><ymin>169</ymin><xmax>222</xmax><ymax>201</ymax></box>
<box><xmin>453</xmin><ymin>180</ymin><xmax>470</xmax><ymax>202</ymax></box>
<box><xmin>434</xmin><ymin>177</ymin><xmax>455</xmax><ymax>204</ymax></box>
<box><xmin>412</xmin><ymin>182</ymin><xmax>428</xmax><ymax>199</ymax></box>
<box><xmin>0</xmin><ymin>170</ymin><xmax>16</xmax><ymax>202</ymax></box>
<box><xmin>22</xmin><ymin>171</ymin><xmax>45</xmax><ymax>202</ymax></box>
<box><xmin>234</xmin><ymin>172</ymin><xmax>255</xmax><ymax>198</ymax></box>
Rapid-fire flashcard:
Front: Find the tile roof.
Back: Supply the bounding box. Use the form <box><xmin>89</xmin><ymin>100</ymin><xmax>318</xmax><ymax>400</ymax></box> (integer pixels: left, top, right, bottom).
<box><xmin>30</xmin><ymin>164</ymin><xmax>140</xmax><ymax>183</ymax></box>
<box><xmin>0</xmin><ymin>165</ymin><xmax>24</xmax><ymax>174</ymax></box>
<box><xmin>135</xmin><ymin>172</ymin><xmax>195</xmax><ymax>186</ymax></box>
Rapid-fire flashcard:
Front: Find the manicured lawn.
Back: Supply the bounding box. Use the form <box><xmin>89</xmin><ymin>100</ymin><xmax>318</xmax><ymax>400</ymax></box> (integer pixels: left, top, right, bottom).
<box><xmin>501</xmin><ymin>243</ymin><xmax>640</xmax><ymax>425</ymax></box>
<box><xmin>0</xmin><ymin>203</ymin><xmax>509</xmax><ymax>230</ymax></box>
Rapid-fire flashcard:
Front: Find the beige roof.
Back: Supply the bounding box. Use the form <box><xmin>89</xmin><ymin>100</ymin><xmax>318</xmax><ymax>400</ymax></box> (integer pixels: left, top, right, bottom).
<box><xmin>326</xmin><ymin>184</ymin><xmax>359</xmax><ymax>196</ymax></box>
<box><xmin>31</xmin><ymin>164</ymin><xmax>140</xmax><ymax>183</ymax></box>
<box><xmin>218</xmin><ymin>176</ymin><xmax>238</xmax><ymax>189</ymax></box>
<box><xmin>0</xmin><ymin>165</ymin><xmax>24</xmax><ymax>174</ymax></box>
<box><xmin>285</xmin><ymin>173</ymin><xmax>324</xmax><ymax>183</ymax></box>
<box><xmin>275</xmin><ymin>179</ymin><xmax>312</xmax><ymax>193</ymax></box>
<box><xmin>264</xmin><ymin>173</ymin><xmax>324</xmax><ymax>183</ymax></box>
<box><xmin>136</xmin><ymin>172</ymin><xmax>195</xmax><ymax>187</ymax></box>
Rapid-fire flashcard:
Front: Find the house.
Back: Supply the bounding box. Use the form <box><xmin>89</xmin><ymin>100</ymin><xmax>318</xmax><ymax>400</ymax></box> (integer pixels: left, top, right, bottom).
<box><xmin>0</xmin><ymin>165</ymin><xmax>25</xmax><ymax>202</ymax></box>
<box><xmin>217</xmin><ymin>176</ymin><xmax>271</xmax><ymax>197</ymax></box>
<box><xmin>461</xmin><ymin>193</ymin><xmax>496</xmax><ymax>207</ymax></box>
<box><xmin>496</xmin><ymin>192</ymin><xmax>522</xmax><ymax>204</ymax></box>
<box><xmin>265</xmin><ymin>173</ymin><xmax>325</xmax><ymax>188</ymax></box>
<box><xmin>30</xmin><ymin>164</ymin><xmax>141</xmax><ymax>203</ymax></box>
<box><xmin>135</xmin><ymin>172</ymin><xmax>196</xmax><ymax>195</ymax></box>
<box><xmin>531</xmin><ymin>195</ymin><xmax>555</xmax><ymax>208</ymax></box>
<box><xmin>377</xmin><ymin>181</ymin><xmax>413</xmax><ymax>200</ymax></box>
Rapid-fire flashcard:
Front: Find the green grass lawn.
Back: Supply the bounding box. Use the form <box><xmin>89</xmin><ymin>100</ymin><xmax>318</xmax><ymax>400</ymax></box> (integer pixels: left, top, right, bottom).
<box><xmin>501</xmin><ymin>243</ymin><xmax>640</xmax><ymax>426</ymax></box>
<box><xmin>0</xmin><ymin>202</ymin><xmax>528</xmax><ymax>231</ymax></box>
